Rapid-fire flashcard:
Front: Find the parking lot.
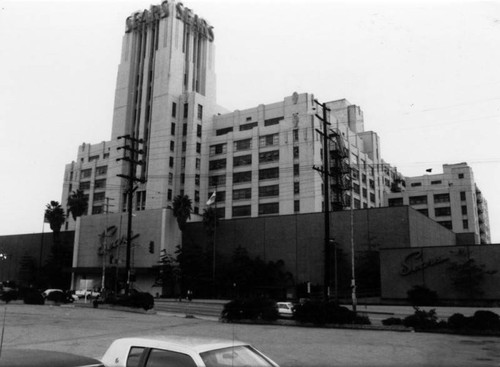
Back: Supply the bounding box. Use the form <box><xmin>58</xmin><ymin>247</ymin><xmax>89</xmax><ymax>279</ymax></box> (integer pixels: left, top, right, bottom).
<box><xmin>0</xmin><ymin>303</ymin><xmax>499</xmax><ymax>366</ymax></box>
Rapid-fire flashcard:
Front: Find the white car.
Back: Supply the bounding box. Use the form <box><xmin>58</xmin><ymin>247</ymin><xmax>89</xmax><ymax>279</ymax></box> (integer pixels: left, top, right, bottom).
<box><xmin>276</xmin><ymin>302</ymin><xmax>294</xmax><ymax>318</ymax></box>
<box><xmin>75</xmin><ymin>289</ymin><xmax>100</xmax><ymax>299</ymax></box>
<box><xmin>101</xmin><ymin>336</ymin><xmax>279</xmax><ymax>367</ymax></box>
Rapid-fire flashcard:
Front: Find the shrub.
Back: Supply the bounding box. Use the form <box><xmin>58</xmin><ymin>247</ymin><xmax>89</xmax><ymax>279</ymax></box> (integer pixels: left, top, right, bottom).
<box><xmin>293</xmin><ymin>301</ymin><xmax>369</xmax><ymax>325</ymax></box>
<box><xmin>447</xmin><ymin>313</ymin><xmax>469</xmax><ymax>330</ymax></box>
<box><xmin>407</xmin><ymin>285</ymin><xmax>438</xmax><ymax>306</ymax></box>
<box><xmin>22</xmin><ymin>289</ymin><xmax>45</xmax><ymax>305</ymax></box>
<box><xmin>403</xmin><ymin>308</ymin><xmax>439</xmax><ymax>330</ymax></box>
<box><xmin>1</xmin><ymin>290</ymin><xmax>18</xmax><ymax>303</ymax></box>
<box><xmin>221</xmin><ymin>298</ymin><xmax>279</xmax><ymax>321</ymax></box>
<box><xmin>471</xmin><ymin>310</ymin><xmax>500</xmax><ymax>330</ymax></box>
<box><xmin>382</xmin><ymin>317</ymin><xmax>403</xmax><ymax>326</ymax></box>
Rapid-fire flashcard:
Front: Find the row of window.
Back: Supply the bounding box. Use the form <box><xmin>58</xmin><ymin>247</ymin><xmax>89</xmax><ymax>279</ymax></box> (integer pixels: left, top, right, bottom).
<box><xmin>171</xmin><ymin>102</ymin><xmax>203</xmax><ymax>120</ymax></box>
<box><xmin>215</xmin><ymin>117</ymin><xmax>284</xmax><ymax>136</ymax></box>
<box><xmin>80</xmin><ymin>153</ymin><xmax>110</xmax><ymax>164</ymax></box>
<box><xmin>79</xmin><ymin>179</ymin><xmax>106</xmax><ymax>191</ymax></box>
<box><xmin>80</xmin><ymin>166</ymin><xmax>107</xmax><ymax>179</ymax></box>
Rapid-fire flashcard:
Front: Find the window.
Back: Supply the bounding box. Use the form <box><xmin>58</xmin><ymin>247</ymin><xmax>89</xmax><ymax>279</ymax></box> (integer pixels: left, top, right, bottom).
<box><xmin>294</xmin><ymin>182</ymin><xmax>300</xmax><ymax>194</ymax></box>
<box><xmin>197</xmin><ymin>124</ymin><xmax>202</xmax><ymax>137</ymax></box>
<box><xmin>233</xmin><ymin>171</ymin><xmax>252</xmax><ymax>184</ymax></box>
<box><xmin>195</xmin><ymin>190</ymin><xmax>200</xmax><ymax>202</ymax></box>
<box><xmin>181</xmin><ymin>158</ymin><xmax>185</xmax><ymax>168</ymax></box>
<box><xmin>434</xmin><ymin>193</ymin><xmax>450</xmax><ymax>203</ymax></box>
<box><xmin>136</xmin><ymin>191</ymin><xmax>146</xmax><ymax>211</ymax></box>
<box><xmin>410</xmin><ymin>182</ymin><xmax>422</xmax><ymax>187</ymax></box>
<box><xmin>458</xmin><ymin>173</ymin><xmax>464</xmax><ymax>179</ymax></box>
<box><xmin>294</xmin><ymin>200</ymin><xmax>300</xmax><ymax>213</ymax></box>
<box><xmin>196</xmin><ymin>142</ymin><xmax>201</xmax><ymax>153</ymax></box>
<box><xmin>293</xmin><ymin>129</ymin><xmax>299</xmax><ymax>142</ymax></box>
<box><xmin>234</xmin><ymin>138</ymin><xmax>252</xmax><ymax>151</ymax></box>
<box><xmin>195</xmin><ymin>174</ymin><xmax>200</xmax><ymax>186</ymax></box>
<box><xmin>233</xmin><ymin>188</ymin><xmax>252</xmax><ymax>200</ymax></box>
<box><xmin>240</xmin><ymin>122</ymin><xmax>258</xmax><ymax>131</ymax></box>
<box><xmin>259</xmin><ymin>150</ymin><xmax>279</xmax><ymax>163</ymax></box>
<box><xmin>460</xmin><ymin>191</ymin><xmax>466</xmax><ymax>201</ymax></box>
<box><xmin>369</xmin><ymin>179</ymin><xmax>375</xmax><ymax>189</ymax></box>
<box><xmin>167</xmin><ymin>189</ymin><xmax>172</xmax><ymax>200</ymax></box>
<box><xmin>93</xmin><ymin>192</ymin><xmax>105</xmax><ymax>202</ymax></box>
<box><xmin>409</xmin><ymin>195</ymin><xmax>427</xmax><ymax>205</ymax></box>
<box><xmin>209</xmin><ymin>175</ymin><xmax>226</xmax><ymax>187</ymax></box>
<box><xmin>95</xmin><ymin>166</ymin><xmax>108</xmax><ymax>176</ymax></box>
<box><xmin>126</xmin><ymin>347</ymin><xmax>145</xmax><ymax>367</ymax></box>
<box><xmin>370</xmin><ymin>193</ymin><xmax>375</xmax><ymax>203</ymax></box>
<box><xmin>79</xmin><ymin>181</ymin><xmax>90</xmax><ymax>190</ymax></box>
<box><xmin>259</xmin><ymin>202</ymin><xmax>279</xmax><ymax>215</ymax></box>
<box><xmin>362</xmin><ymin>188</ymin><xmax>367</xmax><ymax>198</ymax></box>
<box><xmin>169</xmin><ymin>157</ymin><xmax>174</xmax><ymax>168</ymax></box>
<box><xmin>293</xmin><ymin>146</ymin><xmax>299</xmax><ymax>159</ymax></box>
<box><xmin>182</xmin><ymin>142</ymin><xmax>186</xmax><ymax>152</ymax></box>
<box><xmin>234</xmin><ymin>154</ymin><xmax>252</xmax><ymax>167</ymax></box>
<box><xmin>353</xmin><ymin>183</ymin><xmax>360</xmax><ymax>193</ymax></box>
<box><xmin>294</xmin><ymin>164</ymin><xmax>299</xmax><ymax>176</ymax></box>
<box><xmin>209</xmin><ymin>143</ymin><xmax>227</xmax><ymax>156</ymax></box>
<box><xmin>170</xmin><ymin>141</ymin><xmax>175</xmax><ymax>152</ymax></box>
<box><xmin>259</xmin><ymin>185</ymin><xmax>279</xmax><ymax>197</ymax></box>
<box><xmin>354</xmin><ymin>198</ymin><xmax>361</xmax><ymax>209</ymax></box>
<box><xmin>431</xmin><ymin>180</ymin><xmax>442</xmax><ymax>185</ymax></box>
<box><xmin>197</xmin><ymin>104</ymin><xmax>203</xmax><ymax>120</ymax></box>
<box><xmin>417</xmin><ymin>208</ymin><xmax>429</xmax><ymax>216</ymax></box>
<box><xmin>209</xmin><ymin>159</ymin><xmax>226</xmax><ymax>170</ymax></box>
<box><xmin>168</xmin><ymin>172</ymin><xmax>173</xmax><ymax>184</ymax></box>
<box><xmin>351</xmin><ymin>168</ymin><xmax>359</xmax><ymax>180</ymax></box>
<box><xmin>183</xmin><ymin>103</ymin><xmax>188</xmax><ymax>118</ymax></box>
<box><xmin>94</xmin><ymin>179</ymin><xmax>106</xmax><ymax>189</ymax></box>
<box><xmin>145</xmin><ymin>349</ymin><xmax>197</xmax><ymax>367</ymax></box>
<box><xmin>438</xmin><ymin>221</ymin><xmax>453</xmax><ymax>230</ymax></box>
<box><xmin>171</xmin><ymin>122</ymin><xmax>176</xmax><ymax>135</ymax></box>
<box><xmin>435</xmin><ymin>207</ymin><xmax>451</xmax><ymax>217</ymax></box>
<box><xmin>463</xmin><ymin>220</ymin><xmax>469</xmax><ymax>229</ymax></box>
<box><xmin>89</xmin><ymin>155</ymin><xmax>99</xmax><ymax>162</ymax></box>
<box><xmin>259</xmin><ymin>133</ymin><xmax>279</xmax><ymax>147</ymax></box>
<box><xmin>233</xmin><ymin>205</ymin><xmax>251</xmax><ymax>217</ymax></box>
<box><xmin>388</xmin><ymin>198</ymin><xmax>403</xmax><ymax>207</ymax></box>
<box><xmin>461</xmin><ymin>205</ymin><xmax>467</xmax><ymax>215</ymax></box>
<box><xmin>183</xmin><ymin>123</ymin><xmax>187</xmax><ymax>136</ymax></box>
<box><xmin>216</xmin><ymin>127</ymin><xmax>233</xmax><ymax>136</ymax></box>
<box><xmin>259</xmin><ymin>167</ymin><xmax>279</xmax><ymax>180</ymax></box>
<box><xmin>92</xmin><ymin>205</ymin><xmax>103</xmax><ymax>215</ymax></box>
<box><xmin>264</xmin><ymin>116</ymin><xmax>282</xmax><ymax>126</ymax></box>
<box><xmin>171</xmin><ymin>102</ymin><xmax>177</xmax><ymax>118</ymax></box>
<box><xmin>180</xmin><ymin>173</ymin><xmax>185</xmax><ymax>184</ymax></box>
<box><xmin>81</xmin><ymin>169</ymin><xmax>92</xmax><ymax>179</ymax></box>
<box><xmin>196</xmin><ymin>158</ymin><xmax>200</xmax><ymax>169</ymax></box>
<box><xmin>103</xmin><ymin>153</ymin><xmax>109</xmax><ymax>159</ymax></box>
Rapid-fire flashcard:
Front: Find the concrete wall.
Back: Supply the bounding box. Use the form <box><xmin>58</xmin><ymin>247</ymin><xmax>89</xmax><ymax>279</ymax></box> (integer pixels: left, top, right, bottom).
<box><xmin>185</xmin><ymin>207</ymin><xmax>457</xmax><ymax>285</ymax></box>
<box><xmin>380</xmin><ymin>244</ymin><xmax>500</xmax><ymax>301</ymax></box>
<box><xmin>0</xmin><ymin>231</ymin><xmax>74</xmax><ymax>285</ymax></box>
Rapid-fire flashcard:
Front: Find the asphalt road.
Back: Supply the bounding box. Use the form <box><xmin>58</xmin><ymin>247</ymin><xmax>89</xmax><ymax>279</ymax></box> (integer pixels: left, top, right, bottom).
<box><xmin>0</xmin><ymin>303</ymin><xmax>499</xmax><ymax>367</ymax></box>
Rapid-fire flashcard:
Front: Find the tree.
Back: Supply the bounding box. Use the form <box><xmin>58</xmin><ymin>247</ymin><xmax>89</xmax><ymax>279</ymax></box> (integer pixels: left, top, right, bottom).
<box><xmin>67</xmin><ymin>190</ymin><xmax>88</xmax><ymax>220</ymax></box>
<box><xmin>44</xmin><ymin>201</ymin><xmax>65</xmax><ymax>234</ymax></box>
<box><xmin>172</xmin><ymin>194</ymin><xmax>192</xmax><ymax>232</ymax></box>
<box><xmin>43</xmin><ymin>201</ymin><xmax>67</xmax><ymax>288</ymax></box>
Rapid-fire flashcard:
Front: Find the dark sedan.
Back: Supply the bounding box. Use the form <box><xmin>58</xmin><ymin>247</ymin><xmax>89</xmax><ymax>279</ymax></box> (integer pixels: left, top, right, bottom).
<box><xmin>0</xmin><ymin>349</ymin><xmax>103</xmax><ymax>367</ymax></box>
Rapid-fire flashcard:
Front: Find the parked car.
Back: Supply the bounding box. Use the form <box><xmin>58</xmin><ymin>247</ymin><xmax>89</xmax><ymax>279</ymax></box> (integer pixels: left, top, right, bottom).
<box><xmin>101</xmin><ymin>336</ymin><xmax>279</xmax><ymax>367</ymax></box>
<box><xmin>0</xmin><ymin>348</ymin><xmax>103</xmax><ymax>367</ymax></box>
<box><xmin>75</xmin><ymin>289</ymin><xmax>100</xmax><ymax>299</ymax></box>
<box><xmin>43</xmin><ymin>289</ymin><xmax>79</xmax><ymax>302</ymax></box>
<box><xmin>276</xmin><ymin>302</ymin><xmax>294</xmax><ymax>318</ymax></box>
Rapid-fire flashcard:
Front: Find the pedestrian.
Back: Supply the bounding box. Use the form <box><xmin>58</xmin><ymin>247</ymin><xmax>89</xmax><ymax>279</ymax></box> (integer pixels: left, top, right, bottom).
<box><xmin>187</xmin><ymin>289</ymin><xmax>193</xmax><ymax>302</ymax></box>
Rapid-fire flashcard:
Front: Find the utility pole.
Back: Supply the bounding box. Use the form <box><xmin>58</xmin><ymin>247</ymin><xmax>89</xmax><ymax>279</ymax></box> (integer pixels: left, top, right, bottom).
<box><xmin>117</xmin><ymin>134</ymin><xmax>146</xmax><ymax>295</ymax></box>
<box><xmin>101</xmin><ymin>197</ymin><xmax>114</xmax><ymax>296</ymax></box>
<box><xmin>313</xmin><ymin>99</ymin><xmax>333</xmax><ymax>301</ymax></box>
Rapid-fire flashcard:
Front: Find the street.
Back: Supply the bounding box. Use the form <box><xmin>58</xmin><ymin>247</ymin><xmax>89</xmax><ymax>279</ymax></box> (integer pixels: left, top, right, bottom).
<box><xmin>0</xmin><ymin>303</ymin><xmax>498</xmax><ymax>366</ymax></box>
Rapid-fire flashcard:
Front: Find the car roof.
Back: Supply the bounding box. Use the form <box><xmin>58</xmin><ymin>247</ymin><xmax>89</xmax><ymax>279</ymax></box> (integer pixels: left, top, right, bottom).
<box><xmin>108</xmin><ymin>336</ymin><xmax>248</xmax><ymax>354</ymax></box>
<box><xmin>0</xmin><ymin>349</ymin><xmax>103</xmax><ymax>367</ymax></box>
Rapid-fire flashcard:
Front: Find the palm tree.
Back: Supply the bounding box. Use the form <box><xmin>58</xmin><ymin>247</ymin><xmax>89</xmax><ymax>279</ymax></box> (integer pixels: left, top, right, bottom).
<box><xmin>45</xmin><ymin>201</ymin><xmax>65</xmax><ymax>234</ymax></box>
<box><xmin>67</xmin><ymin>190</ymin><xmax>88</xmax><ymax>220</ymax></box>
<box><xmin>172</xmin><ymin>194</ymin><xmax>192</xmax><ymax>231</ymax></box>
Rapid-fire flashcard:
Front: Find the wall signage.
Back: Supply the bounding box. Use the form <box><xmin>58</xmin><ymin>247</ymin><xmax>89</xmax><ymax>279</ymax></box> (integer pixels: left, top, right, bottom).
<box><xmin>125</xmin><ymin>1</ymin><xmax>214</xmax><ymax>42</ymax></box>
<box><xmin>399</xmin><ymin>251</ymin><xmax>449</xmax><ymax>276</ymax></box>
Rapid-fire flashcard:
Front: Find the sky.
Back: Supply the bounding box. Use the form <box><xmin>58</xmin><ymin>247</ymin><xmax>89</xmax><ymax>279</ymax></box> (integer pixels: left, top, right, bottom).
<box><xmin>0</xmin><ymin>0</ymin><xmax>499</xmax><ymax>242</ymax></box>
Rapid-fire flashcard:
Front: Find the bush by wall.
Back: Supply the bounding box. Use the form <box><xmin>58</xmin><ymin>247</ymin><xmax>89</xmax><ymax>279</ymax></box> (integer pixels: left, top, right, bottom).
<box><xmin>293</xmin><ymin>301</ymin><xmax>370</xmax><ymax>326</ymax></box>
<box><xmin>407</xmin><ymin>285</ymin><xmax>438</xmax><ymax>306</ymax></box>
<box><xmin>221</xmin><ymin>298</ymin><xmax>279</xmax><ymax>321</ymax></box>
<box><xmin>448</xmin><ymin>311</ymin><xmax>500</xmax><ymax>331</ymax></box>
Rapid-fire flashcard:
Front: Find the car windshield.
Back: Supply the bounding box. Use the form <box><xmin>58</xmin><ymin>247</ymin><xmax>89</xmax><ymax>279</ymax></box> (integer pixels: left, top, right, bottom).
<box><xmin>200</xmin><ymin>346</ymin><xmax>274</xmax><ymax>367</ymax></box>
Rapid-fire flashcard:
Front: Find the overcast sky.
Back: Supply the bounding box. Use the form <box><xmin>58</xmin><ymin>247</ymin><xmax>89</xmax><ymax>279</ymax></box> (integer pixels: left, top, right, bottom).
<box><xmin>1</xmin><ymin>0</ymin><xmax>499</xmax><ymax>242</ymax></box>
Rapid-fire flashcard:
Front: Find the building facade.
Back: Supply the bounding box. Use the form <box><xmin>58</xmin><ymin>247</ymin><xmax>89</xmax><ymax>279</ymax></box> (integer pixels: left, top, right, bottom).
<box><xmin>384</xmin><ymin>163</ymin><xmax>491</xmax><ymax>244</ymax></box>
